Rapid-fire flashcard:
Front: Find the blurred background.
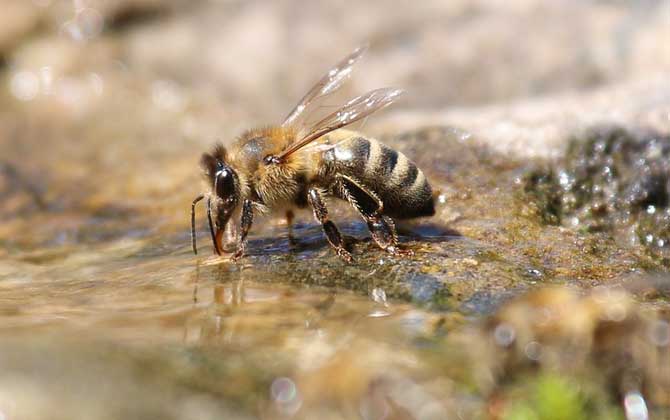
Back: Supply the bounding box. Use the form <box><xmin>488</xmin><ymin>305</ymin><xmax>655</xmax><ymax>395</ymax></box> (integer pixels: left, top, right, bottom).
<box><xmin>2</xmin><ymin>0</ymin><xmax>668</xmax><ymax>244</ymax></box>
<box><xmin>0</xmin><ymin>1</ymin><xmax>669</xmax><ymax>419</ymax></box>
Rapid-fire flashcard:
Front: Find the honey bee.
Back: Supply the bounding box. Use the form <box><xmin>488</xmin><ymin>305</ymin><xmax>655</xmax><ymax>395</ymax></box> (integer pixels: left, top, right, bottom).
<box><xmin>191</xmin><ymin>46</ymin><xmax>434</xmax><ymax>262</ymax></box>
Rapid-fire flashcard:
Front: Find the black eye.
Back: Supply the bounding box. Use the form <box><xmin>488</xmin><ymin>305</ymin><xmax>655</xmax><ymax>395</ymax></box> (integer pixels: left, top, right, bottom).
<box><xmin>214</xmin><ymin>165</ymin><xmax>235</xmax><ymax>198</ymax></box>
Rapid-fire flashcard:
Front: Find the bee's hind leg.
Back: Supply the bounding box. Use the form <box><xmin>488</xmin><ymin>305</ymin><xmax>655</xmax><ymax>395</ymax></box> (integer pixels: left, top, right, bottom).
<box><xmin>337</xmin><ymin>175</ymin><xmax>413</xmax><ymax>257</ymax></box>
<box><xmin>307</xmin><ymin>187</ymin><xmax>353</xmax><ymax>262</ymax></box>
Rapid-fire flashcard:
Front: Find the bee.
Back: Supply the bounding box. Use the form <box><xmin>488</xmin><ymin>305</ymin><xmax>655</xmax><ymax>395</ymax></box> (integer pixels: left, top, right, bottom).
<box><xmin>191</xmin><ymin>46</ymin><xmax>435</xmax><ymax>262</ymax></box>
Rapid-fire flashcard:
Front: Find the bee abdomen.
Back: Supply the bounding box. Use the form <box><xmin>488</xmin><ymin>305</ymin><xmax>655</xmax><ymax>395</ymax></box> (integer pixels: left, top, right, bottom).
<box><xmin>328</xmin><ymin>136</ymin><xmax>434</xmax><ymax>219</ymax></box>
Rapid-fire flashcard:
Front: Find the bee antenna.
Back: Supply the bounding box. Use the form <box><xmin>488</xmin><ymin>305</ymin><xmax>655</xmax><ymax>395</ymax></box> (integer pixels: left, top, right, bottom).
<box><xmin>191</xmin><ymin>194</ymin><xmax>205</xmax><ymax>254</ymax></box>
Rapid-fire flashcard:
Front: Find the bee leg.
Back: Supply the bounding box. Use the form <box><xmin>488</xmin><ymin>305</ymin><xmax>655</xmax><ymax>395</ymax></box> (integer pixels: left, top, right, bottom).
<box><xmin>285</xmin><ymin>210</ymin><xmax>297</xmax><ymax>246</ymax></box>
<box><xmin>337</xmin><ymin>175</ymin><xmax>413</xmax><ymax>257</ymax></box>
<box><xmin>231</xmin><ymin>199</ymin><xmax>253</xmax><ymax>261</ymax></box>
<box><xmin>307</xmin><ymin>187</ymin><xmax>353</xmax><ymax>262</ymax></box>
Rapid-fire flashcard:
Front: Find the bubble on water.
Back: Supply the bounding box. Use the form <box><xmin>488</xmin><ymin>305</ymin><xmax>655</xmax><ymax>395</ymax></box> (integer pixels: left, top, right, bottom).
<box><xmin>493</xmin><ymin>323</ymin><xmax>515</xmax><ymax>347</ymax></box>
<box><xmin>624</xmin><ymin>391</ymin><xmax>648</xmax><ymax>420</ymax></box>
<box><xmin>10</xmin><ymin>71</ymin><xmax>40</xmax><ymax>101</ymax></box>
<box><xmin>524</xmin><ymin>341</ymin><xmax>542</xmax><ymax>361</ymax></box>
<box><xmin>61</xmin><ymin>20</ymin><xmax>83</xmax><ymax>41</ymax></box>
<box><xmin>604</xmin><ymin>303</ymin><xmax>627</xmax><ymax>322</ymax></box>
<box><xmin>437</xmin><ymin>193</ymin><xmax>447</xmax><ymax>204</ymax></box>
<box><xmin>271</xmin><ymin>377</ymin><xmax>296</xmax><ymax>403</ymax></box>
<box><xmin>271</xmin><ymin>377</ymin><xmax>302</xmax><ymax>415</ymax></box>
<box><xmin>76</xmin><ymin>8</ymin><xmax>104</xmax><ymax>37</ymax></box>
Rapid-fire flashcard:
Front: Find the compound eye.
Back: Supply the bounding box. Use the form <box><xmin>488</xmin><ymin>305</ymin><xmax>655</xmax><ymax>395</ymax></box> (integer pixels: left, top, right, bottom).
<box><xmin>214</xmin><ymin>165</ymin><xmax>235</xmax><ymax>199</ymax></box>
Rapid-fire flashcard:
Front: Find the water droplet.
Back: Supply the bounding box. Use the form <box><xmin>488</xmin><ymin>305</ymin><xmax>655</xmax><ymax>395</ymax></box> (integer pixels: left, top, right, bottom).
<box><xmin>624</xmin><ymin>391</ymin><xmax>648</xmax><ymax>420</ymax></box>
<box><xmin>271</xmin><ymin>377</ymin><xmax>296</xmax><ymax>403</ymax></box>
<box><xmin>61</xmin><ymin>20</ymin><xmax>83</xmax><ymax>41</ymax></box>
<box><xmin>61</xmin><ymin>8</ymin><xmax>104</xmax><ymax>41</ymax></box>
<box><xmin>524</xmin><ymin>341</ymin><xmax>542</xmax><ymax>361</ymax></box>
<box><xmin>75</xmin><ymin>8</ymin><xmax>104</xmax><ymax>39</ymax></box>
<box><xmin>271</xmin><ymin>377</ymin><xmax>302</xmax><ymax>415</ymax></box>
<box><xmin>604</xmin><ymin>303</ymin><xmax>627</xmax><ymax>322</ymax></box>
<box><xmin>493</xmin><ymin>323</ymin><xmax>515</xmax><ymax>347</ymax></box>
<box><xmin>370</xmin><ymin>287</ymin><xmax>387</xmax><ymax>305</ymax></box>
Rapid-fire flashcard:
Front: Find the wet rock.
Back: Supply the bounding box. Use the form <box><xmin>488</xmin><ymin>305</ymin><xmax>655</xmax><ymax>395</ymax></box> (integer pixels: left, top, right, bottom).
<box><xmin>481</xmin><ymin>287</ymin><xmax>670</xmax><ymax>416</ymax></box>
<box><xmin>415</xmin><ymin>287</ymin><xmax>670</xmax><ymax>418</ymax></box>
<box><xmin>525</xmin><ymin>125</ymin><xmax>670</xmax><ymax>264</ymax></box>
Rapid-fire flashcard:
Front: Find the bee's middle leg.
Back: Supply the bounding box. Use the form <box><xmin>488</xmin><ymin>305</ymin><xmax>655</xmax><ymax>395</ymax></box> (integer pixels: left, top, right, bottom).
<box><xmin>307</xmin><ymin>187</ymin><xmax>353</xmax><ymax>262</ymax></box>
<box><xmin>337</xmin><ymin>175</ymin><xmax>413</xmax><ymax>256</ymax></box>
<box><xmin>285</xmin><ymin>209</ymin><xmax>297</xmax><ymax>246</ymax></box>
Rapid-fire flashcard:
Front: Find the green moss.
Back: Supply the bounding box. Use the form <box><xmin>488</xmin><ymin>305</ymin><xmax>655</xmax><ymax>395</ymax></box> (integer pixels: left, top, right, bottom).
<box><xmin>502</xmin><ymin>374</ymin><xmax>623</xmax><ymax>420</ymax></box>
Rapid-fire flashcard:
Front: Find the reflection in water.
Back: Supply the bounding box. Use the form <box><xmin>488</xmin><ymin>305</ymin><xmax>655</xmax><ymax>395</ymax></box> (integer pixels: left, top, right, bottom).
<box><xmin>177</xmin><ymin>261</ymin><xmax>452</xmax><ymax>418</ymax></box>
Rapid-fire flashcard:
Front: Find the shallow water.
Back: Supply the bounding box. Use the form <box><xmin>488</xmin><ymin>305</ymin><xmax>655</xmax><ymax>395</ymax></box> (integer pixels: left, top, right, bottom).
<box><xmin>0</xmin><ymin>224</ymin><xmax>466</xmax><ymax>419</ymax></box>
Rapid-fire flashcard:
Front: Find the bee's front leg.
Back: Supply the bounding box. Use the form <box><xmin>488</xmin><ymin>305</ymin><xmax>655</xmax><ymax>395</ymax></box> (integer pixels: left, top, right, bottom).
<box><xmin>231</xmin><ymin>199</ymin><xmax>253</xmax><ymax>261</ymax></box>
<box><xmin>307</xmin><ymin>187</ymin><xmax>353</xmax><ymax>262</ymax></box>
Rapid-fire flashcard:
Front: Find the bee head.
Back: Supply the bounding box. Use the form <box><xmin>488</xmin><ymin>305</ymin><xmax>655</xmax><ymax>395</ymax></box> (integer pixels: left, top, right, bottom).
<box><xmin>200</xmin><ymin>144</ymin><xmax>240</xmax><ymax>252</ymax></box>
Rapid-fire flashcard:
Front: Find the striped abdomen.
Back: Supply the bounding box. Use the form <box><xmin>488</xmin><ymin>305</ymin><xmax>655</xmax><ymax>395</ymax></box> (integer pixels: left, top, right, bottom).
<box><xmin>321</xmin><ymin>133</ymin><xmax>434</xmax><ymax>219</ymax></box>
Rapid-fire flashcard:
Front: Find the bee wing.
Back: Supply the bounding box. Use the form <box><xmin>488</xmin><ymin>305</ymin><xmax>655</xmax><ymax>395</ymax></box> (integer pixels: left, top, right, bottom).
<box><xmin>282</xmin><ymin>45</ymin><xmax>368</xmax><ymax>127</ymax></box>
<box><xmin>276</xmin><ymin>88</ymin><xmax>403</xmax><ymax>161</ymax></box>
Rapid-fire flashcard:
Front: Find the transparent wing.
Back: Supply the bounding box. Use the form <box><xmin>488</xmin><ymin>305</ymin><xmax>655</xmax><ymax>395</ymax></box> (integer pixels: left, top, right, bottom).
<box><xmin>301</xmin><ymin>131</ymin><xmax>359</xmax><ymax>155</ymax></box>
<box><xmin>276</xmin><ymin>88</ymin><xmax>403</xmax><ymax>161</ymax></box>
<box><xmin>282</xmin><ymin>44</ymin><xmax>368</xmax><ymax>127</ymax></box>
